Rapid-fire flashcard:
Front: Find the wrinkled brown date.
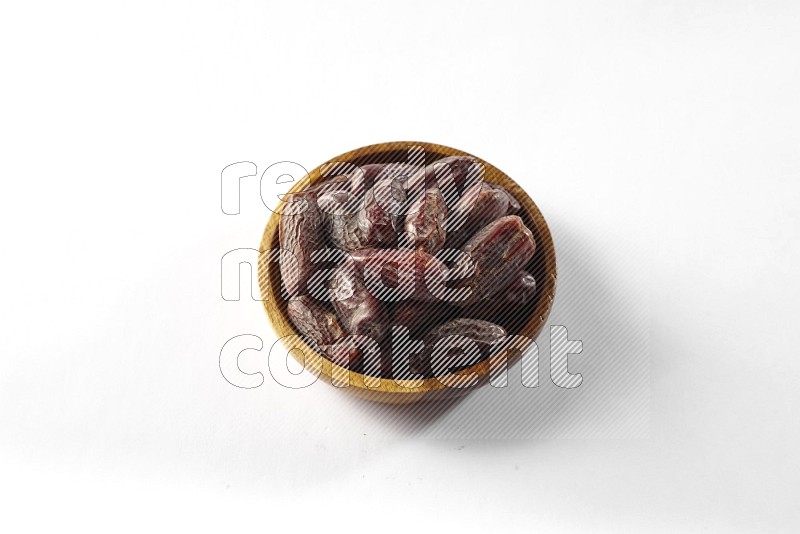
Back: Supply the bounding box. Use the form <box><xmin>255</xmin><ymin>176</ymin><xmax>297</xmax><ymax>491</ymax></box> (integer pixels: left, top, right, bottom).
<box><xmin>490</xmin><ymin>182</ymin><xmax>521</xmax><ymax>212</ymax></box>
<box><xmin>317</xmin><ymin>190</ymin><xmax>358</xmax><ymax>249</ymax></box>
<box><xmin>392</xmin><ymin>301</ymin><xmax>460</xmax><ymax>337</ymax></box>
<box><xmin>434</xmin><ymin>155</ymin><xmax>483</xmax><ymax>189</ymax></box>
<box><xmin>349</xmin><ymin>248</ymin><xmax>448</xmax><ymax>302</ymax></box>
<box><xmin>402</xmin><ymin>155</ymin><xmax>491</xmax><ymax>254</ymax></box>
<box><xmin>403</xmin><ymin>188</ymin><xmax>448</xmax><ymax>254</ymax></box>
<box><xmin>320</xmin><ymin>175</ymin><xmax>406</xmax><ymax>250</ymax></box>
<box><xmin>371</xmin><ymin>162</ymin><xmax>419</xmax><ymax>184</ymax></box>
<box><xmin>353</xmin><ymin>176</ymin><xmax>405</xmax><ymax>245</ymax></box>
<box><xmin>461</xmin><ymin>270</ymin><xmax>537</xmax><ymax>329</ymax></box>
<box><xmin>425</xmin><ymin>318</ymin><xmax>507</xmax><ymax>351</ymax></box>
<box><xmin>445</xmin><ymin>182</ymin><xmax>511</xmax><ymax>249</ymax></box>
<box><xmin>428</xmin><ymin>155</ymin><xmax>484</xmax><ymax>212</ymax></box>
<box><xmin>317</xmin><ymin>162</ymin><xmax>387</xmax><ymax>193</ymax></box>
<box><xmin>328</xmin><ymin>256</ymin><xmax>389</xmax><ymax>342</ymax></box>
<box><xmin>287</xmin><ymin>295</ymin><xmax>345</xmax><ymax>348</ymax></box>
<box><xmin>278</xmin><ymin>191</ymin><xmax>324</xmax><ymax>296</ymax></box>
<box><xmin>312</xmin><ymin>162</ymin><xmax>399</xmax><ymax>220</ymax></box>
<box><xmin>454</xmin><ymin>215</ymin><xmax>536</xmax><ymax>305</ymax></box>
<box><xmin>314</xmin><ymin>162</ymin><xmax>418</xmax><ymax>202</ymax></box>
<box><xmin>306</xmin><ymin>173</ymin><xmax>352</xmax><ymax>194</ymax></box>
<box><xmin>407</xmin><ymin>318</ymin><xmax>507</xmax><ymax>377</ymax></box>
<box><xmin>506</xmin><ymin>270</ymin><xmax>537</xmax><ymax>305</ymax></box>
<box><xmin>403</xmin><ymin>155</ymin><xmax>481</xmax><ymax>196</ymax></box>
<box><xmin>287</xmin><ymin>295</ymin><xmax>367</xmax><ymax>368</ymax></box>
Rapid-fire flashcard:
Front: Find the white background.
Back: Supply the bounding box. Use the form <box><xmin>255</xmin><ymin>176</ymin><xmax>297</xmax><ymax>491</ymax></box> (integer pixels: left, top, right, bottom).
<box><xmin>1</xmin><ymin>1</ymin><xmax>799</xmax><ymax>532</ymax></box>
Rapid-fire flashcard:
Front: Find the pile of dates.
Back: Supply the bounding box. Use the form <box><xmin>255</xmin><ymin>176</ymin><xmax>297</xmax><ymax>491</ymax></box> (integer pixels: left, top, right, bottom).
<box><xmin>278</xmin><ymin>155</ymin><xmax>538</xmax><ymax>380</ymax></box>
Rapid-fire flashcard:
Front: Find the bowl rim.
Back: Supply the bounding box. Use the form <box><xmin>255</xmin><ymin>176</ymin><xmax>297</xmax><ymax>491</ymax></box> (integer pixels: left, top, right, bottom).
<box><xmin>257</xmin><ymin>141</ymin><xmax>557</xmax><ymax>403</ymax></box>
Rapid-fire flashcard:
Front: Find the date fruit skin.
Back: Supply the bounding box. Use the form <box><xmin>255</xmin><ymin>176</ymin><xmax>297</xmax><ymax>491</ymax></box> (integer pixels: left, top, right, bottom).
<box><xmin>317</xmin><ymin>190</ymin><xmax>359</xmax><ymax>250</ymax></box>
<box><xmin>317</xmin><ymin>162</ymin><xmax>376</xmax><ymax>193</ymax></box>
<box><xmin>287</xmin><ymin>295</ymin><xmax>345</xmax><ymax>348</ymax></box>
<box><xmin>354</xmin><ymin>176</ymin><xmax>406</xmax><ymax>245</ymax></box>
<box><xmin>408</xmin><ymin>318</ymin><xmax>507</xmax><ymax>377</ymax></box>
<box><xmin>403</xmin><ymin>188</ymin><xmax>448</xmax><ymax>254</ymax></box>
<box><xmin>306</xmin><ymin>174</ymin><xmax>352</xmax><ymax>194</ymax></box>
<box><xmin>316</xmin><ymin>162</ymin><xmax>418</xmax><ymax>198</ymax></box>
<box><xmin>506</xmin><ymin>270</ymin><xmax>537</xmax><ymax>305</ymax></box>
<box><xmin>391</xmin><ymin>301</ymin><xmax>460</xmax><ymax>337</ymax></box>
<box><xmin>286</xmin><ymin>294</ymin><xmax>367</xmax><ymax>368</ymax></box>
<box><xmin>403</xmin><ymin>155</ymin><xmax>481</xmax><ymax>193</ymax></box>
<box><xmin>319</xmin><ymin>175</ymin><xmax>406</xmax><ymax>250</ymax></box>
<box><xmin>401</xmin><ymin>155</ymin><xmax>488</xmax><ymax>253</ymax></box>
<box><xmin>425</xmin><ymin>318</ymin><xmax>507</xmax><ymax>351</ymax></box>
<box><xmin>435</xmin><ymin>155</ymin><xmax>483</xmax><ymax>188</ymax></box>
<box><xmin>351</xmin><ymin>162</ymin><xmax>419</xmax><ymax>190</ymax></box>
<box><xmin>487</xmin><ymin>183</ymin><xmax>520</xmax><ymax>213</ymax></box>
<box><xmin>428</xmin><ymin>155</ymin><xmax>484</xmax><ymax>211</ymax></box>
<box><xmin>312</xmin><ymin>163</ymin><xmax>400</xmax><ymax>220</ymax></box>
<box><xmin>349</xmin><ymin>248</ymin><xmax>448</xmax><ymax>302</ymax></box>
<box><xmin>329</xmin><ymin>255</ymin><xmax>389</xmax><ymax>342</ymax></box>
<box><xmin>371</xmin><ymin>162</ymin><xmax>419</xmax><ymax>183</ymax></box>
<box><xmin>454</xmin><ymin>215</ymin><xmax>537</xmax><ymax>305</ymax></box>
<box><xmin>279</xmin><ymin>191</ymin><xmax>324</xmax><ymax>296</ymax></box>
<box><xmin>445</xmin><ymin>182</ymin><xmax>511</xmax><ymax>249</ymax></box>
<box><xmin>461</xmin><ymin>271</ymin><xmax>537</xmax><ymax>328</ymax></box>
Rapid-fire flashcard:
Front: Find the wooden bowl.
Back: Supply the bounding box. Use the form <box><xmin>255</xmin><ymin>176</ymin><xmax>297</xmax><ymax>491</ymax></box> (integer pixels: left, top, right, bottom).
<box><xmin>258</xmin><ymin>141</ymin><xmax>557</xmax><ymax>404</ymax></box>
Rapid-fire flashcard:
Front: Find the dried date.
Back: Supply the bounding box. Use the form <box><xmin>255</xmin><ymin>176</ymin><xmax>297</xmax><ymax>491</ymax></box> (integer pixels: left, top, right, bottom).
<box><xmin>320</xmin><ymin>175</ymin><xmax>405</xmax><ymax>250</ymax></box>
<box><xmin>425</xmin><ymin>318</ymin><xmax>507</xmax><ymax>351</ymax></box>
<box><xmin>403</xmin><ymin>155</ymin><xmax>482</xmax><ymax>197</ymax></box>
<box><xmin>506</xmin><ymin>270</ymin><xmax>537</xmax><ymax>305</ymax></box>
<box><xmin>401</xmin><ymin>155</ymin><xmax>490</xmax><ymax>253</ymax></box>
<box><xmin>403</xmin><ymin>188</ymin><xmax>448</xmax><ymax>254</ymax></box>
<box><xmin>488</xmin><ymin>183</ymin><xmax>521</xmax><ymax>212</ymax></box>
<box><xmin>410</xmin><ymin>318</ymin><xmax>507</xmax><ymax>378</ymax></box>
<box><xmin>278</xmin><ymin>191</ymin><xmax>324</xmax><ymax>296</ymax></box>
<box><xmin>461</xmin><ymin>270</ymin><xmax>537</xmax><ymax>329</ymax></box>
<box><xmin>445</xmin><ymin>182</ymin><xmax>511</xmax><ymax>249</ymax></box>
<box><xmin>287</xmin><ymin>295</ymin><xmax>345</xmax><ymax>348</ymax></box>
<box><xmin>349</xmin><ymin>248</ymin><xmax>448</xmax><ymax>302</ymax></box>
<box><xmin>454</xmin><ymin>215</ymin><xmax>536</xmax><ymax>305</ymax></box>
<box><xmin>391</xmin><ymin>301</ymin><xmax>459</xmax><ymax>337</ymax></box>
<box><xmin>328</xmin><ymin>256</ymin><xmax>389</xmax><ymax>342</ymax></box>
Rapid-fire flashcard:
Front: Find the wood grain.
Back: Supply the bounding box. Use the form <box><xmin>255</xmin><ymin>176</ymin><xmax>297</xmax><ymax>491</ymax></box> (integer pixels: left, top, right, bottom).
<box><xmin>257</xmin><ymin>141</ymin><xmax>557</xmax><ymax>404</ymax></box>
